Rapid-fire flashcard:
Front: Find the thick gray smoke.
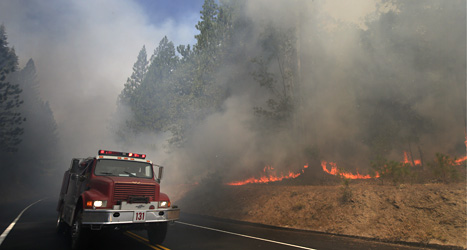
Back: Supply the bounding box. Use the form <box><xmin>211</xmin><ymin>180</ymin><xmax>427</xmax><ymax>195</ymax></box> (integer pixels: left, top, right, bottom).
<box><xmin>0</xmin><ymin>0</ymin><xmax>199</xmax><ymax>161</ymax></box>
<box><xmin>161</xmin><ymin>0</ymin><xmax>466</xmax><ymax>189</ymax></box>
<box><xmin>1</xmin><ymin>0</ymin><xmax>465</xmax><ymax>200</ymax></box>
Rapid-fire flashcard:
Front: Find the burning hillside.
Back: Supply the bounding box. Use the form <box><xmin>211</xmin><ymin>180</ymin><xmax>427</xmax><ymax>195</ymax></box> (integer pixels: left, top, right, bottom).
<box><xmin>225</xmin><ymin>138</ymin><xmax>467</xmax><ymax>186</ymax></box>
<box><xmin>226</xmin><ymin>165</ymin><xmax>308</xmax><ymax>186</ymax></box>
<box><xmin>225</xmin><ymin>156</ymin><xmax>466</xmax><ymax>186</ymax></box>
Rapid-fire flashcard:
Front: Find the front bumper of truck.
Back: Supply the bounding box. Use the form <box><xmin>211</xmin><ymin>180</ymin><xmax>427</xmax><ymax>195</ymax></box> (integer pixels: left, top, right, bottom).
<box><xmin>82</xmin><ymin>207</ymin><xmax>180</xmax><ymax>225</ymax></box>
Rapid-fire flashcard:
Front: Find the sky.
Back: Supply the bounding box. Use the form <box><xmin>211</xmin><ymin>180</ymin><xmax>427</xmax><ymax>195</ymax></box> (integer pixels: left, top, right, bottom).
<box><xmin>136</xmin><ymin>0</ymin><xmax>205</xmax><ymax>25</ymax></box>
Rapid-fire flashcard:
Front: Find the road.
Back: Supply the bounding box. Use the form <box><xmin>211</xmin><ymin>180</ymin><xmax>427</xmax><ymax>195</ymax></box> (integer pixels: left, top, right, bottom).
<box><xmin>0</xmin><ymin>198</ymin><xmax>456</xmax><ymax>250</ymax></box>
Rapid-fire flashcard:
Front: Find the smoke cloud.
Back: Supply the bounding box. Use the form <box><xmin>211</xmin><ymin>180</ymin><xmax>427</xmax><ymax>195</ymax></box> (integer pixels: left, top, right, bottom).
<box><xmin>164</xmin><ymin>0</ymin><xmax>466</xmax><ymax>187</ymax></box>
<box><xmin>1</xmin><ymin>0</ymin><xmax>465</xmax><ymax>197</ymax></box>
<box><xmin>0</xmin><ymin>0</ymin><xmax>199</xmax><ymax>161</ymax></box>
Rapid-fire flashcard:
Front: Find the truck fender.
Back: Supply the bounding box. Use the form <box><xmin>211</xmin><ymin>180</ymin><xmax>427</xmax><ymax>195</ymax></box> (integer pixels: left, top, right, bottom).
<box><xmin>159</xmin><ymin>192</ymin><xmax>170</xmax><ymax>202</ymax></box>
<box><xmin>81</xmin><ymin>189</ymin><xmax>107</xmax><ymax>206</ymax></box>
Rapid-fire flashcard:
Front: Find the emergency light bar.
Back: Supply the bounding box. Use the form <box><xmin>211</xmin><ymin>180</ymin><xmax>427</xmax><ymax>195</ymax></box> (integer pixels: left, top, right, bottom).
<box><xmin>98</xmin><ymin>150</ymin><xmax>146</xmax><ymax>159</ymax></box>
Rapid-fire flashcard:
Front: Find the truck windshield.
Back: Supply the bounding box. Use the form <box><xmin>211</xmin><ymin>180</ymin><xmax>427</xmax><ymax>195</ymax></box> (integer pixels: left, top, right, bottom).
<box><xmin>95</xmin><ymin>160</ymin><xmax>153</xmax><ymax>179</ymax></box>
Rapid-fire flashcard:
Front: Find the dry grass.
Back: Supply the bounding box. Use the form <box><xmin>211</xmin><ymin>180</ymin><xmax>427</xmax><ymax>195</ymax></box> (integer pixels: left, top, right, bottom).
<box><xmin>176</xmin><ymin>182</ymin><xmax>467</xmax><ymax>248</ymax></box>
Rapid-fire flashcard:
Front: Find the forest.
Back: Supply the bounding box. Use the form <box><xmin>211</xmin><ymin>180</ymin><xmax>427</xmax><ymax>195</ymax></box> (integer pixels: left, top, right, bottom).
<box><xmin>115</xmin><ymin>0</ymin><xmax>466</xmax><ymax>185</ymax></box>
<box><xmin>0</xmin><ymin>25</ymin><xmax>60</xmax><ymax>197</ymax></box>
<box><xmin>0</xmin><ymin>0</ymin><xmax>465</xmax><ymax>199</ymax></box>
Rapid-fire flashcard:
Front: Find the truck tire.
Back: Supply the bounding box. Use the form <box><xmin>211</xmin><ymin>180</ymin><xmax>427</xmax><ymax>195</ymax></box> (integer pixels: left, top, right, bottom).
<box><xmin>70</xmin><ymin>209</ymin><xmax>89</xmax><ymax>250</ymax></box>
<box><xmin>56</xmin><ymin>206</ymin><xmax>67</xmax><ymax>234</ymax></box>
<box><xmin>147</xmin><ymin>222</ymin><xmax>168</xmax><ymax>245</ymax></box>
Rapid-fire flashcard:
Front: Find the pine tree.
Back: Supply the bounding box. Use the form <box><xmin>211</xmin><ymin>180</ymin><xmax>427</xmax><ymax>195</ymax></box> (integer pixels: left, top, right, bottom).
<box><xmin>0</xmin><ymin>24</ymin><xmax>24</xmax><ymax>152</ymax></box>
<box><xmin>130</xmin><ymin>36</ymin><xmax>179</xmax><ymax>133</ymax></box>
<box><xmin>119</xmin><ymin>45</ymin><xmax>148</xmax><ymax>106</ymax></box>
<box><xmin>15</xmin><ymin>59</ymin><xmax>59</xmax><ymax>180</ymax></box>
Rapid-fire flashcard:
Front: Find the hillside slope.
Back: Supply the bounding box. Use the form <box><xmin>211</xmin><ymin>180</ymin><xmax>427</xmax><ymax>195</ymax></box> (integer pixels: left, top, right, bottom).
<box><xmin>177</xmin><ymin>183</ymin><xmax>466</xmax><ymax>248</ymax></box>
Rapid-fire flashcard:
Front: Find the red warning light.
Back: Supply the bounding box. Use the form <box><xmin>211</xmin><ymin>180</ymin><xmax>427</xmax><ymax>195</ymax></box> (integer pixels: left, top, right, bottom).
<box><xmin>98</xmin><ymin>150</ymin><xmax>146</xmax><ymax>159</ymax></box>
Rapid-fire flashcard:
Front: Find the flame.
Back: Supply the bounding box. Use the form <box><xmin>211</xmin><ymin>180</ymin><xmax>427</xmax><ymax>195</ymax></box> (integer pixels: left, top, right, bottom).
<box><xmin>455</xmin><ymin>156</ymin><xmax>467</xmax><ymax>165</ymax></box>
<box><xmin>229</xmin><ymin>135</ymin><xmax>467</xmax><ymax>185</ymax></box>
<box><xmin>403</xmin><ymin>152</ymin><xmax>422</xmax><ymax>166</ymax></box>
<box><xmin>226</xmin><ymin>164</ymin><xmax>307</xmax><ymax>186</ymax></box>
<box><xmin>321</xmin><ymin>161</ymin><xmax>377</xmax><ymax>179</ymax></box>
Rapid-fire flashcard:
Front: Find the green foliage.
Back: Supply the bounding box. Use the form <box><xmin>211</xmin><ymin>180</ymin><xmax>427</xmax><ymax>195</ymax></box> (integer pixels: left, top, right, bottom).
<box><xmin>428</xmin><ymin>153</ymin><xmax>460</xmax><ymax>183</ymax></box>
<box><xmin>119</xmin><ymin>45</ymin><xmax>148</xmax><ymax>107</ymax></box>
<box><xmin>115</xmin><ymin>0</ymin><xmax>241</xmax><ymax>146</ymax></box>
<box><xmin>251</xmin><ymin>24</ymin><xmax>298</xmax><ymax>131</ymax></box>
<box><xmin>371</xmin><ymin>156</ymin><xmax>412</xmax><ymax>185</ymax></box>
<box><xmin>0</xmin><ymin>24</ymin><xmax>24</xmax><ymax>153</ymax></box>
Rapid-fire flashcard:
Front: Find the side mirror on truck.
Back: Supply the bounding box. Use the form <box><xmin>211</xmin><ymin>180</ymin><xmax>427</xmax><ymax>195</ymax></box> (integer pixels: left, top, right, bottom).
<box><xmin>72</xmin><ymin>159</ymin><xmax>80</xmax><ymax>172</ymax></box>
<box><xmin>154</xmin><ymin>165</ymin><xmax>164</xmax><ymax>183</ymax></box>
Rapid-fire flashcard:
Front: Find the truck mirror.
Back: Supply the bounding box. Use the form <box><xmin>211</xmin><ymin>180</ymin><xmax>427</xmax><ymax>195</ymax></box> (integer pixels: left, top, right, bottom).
<box><xmin>154</xmin><ymin>165</ymin><xmax>164</xmax><ymax>183</ymax></box>
<box><xmin>158</xmin><ymin>166</ymin><xmax>163</xmax><ymax>181</ymax></box>
<box><xmin>72</xmin><ymin>159</ymin><xmax>79</xmax><ymax>169</ymax></box>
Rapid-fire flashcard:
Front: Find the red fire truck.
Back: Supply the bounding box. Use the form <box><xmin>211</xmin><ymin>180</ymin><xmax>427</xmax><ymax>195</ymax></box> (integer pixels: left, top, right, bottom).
<box><xmin>56</xmin><ymin>150</ymin><xmax>180</xmax><ymax>249</ymax></box>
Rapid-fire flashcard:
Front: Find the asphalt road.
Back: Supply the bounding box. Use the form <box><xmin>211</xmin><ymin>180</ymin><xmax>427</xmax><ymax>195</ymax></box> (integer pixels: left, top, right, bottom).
<box><xmin>0</xmin><ymin>198</ymin><xmax>457</xmax><ymax>250</ymax></box>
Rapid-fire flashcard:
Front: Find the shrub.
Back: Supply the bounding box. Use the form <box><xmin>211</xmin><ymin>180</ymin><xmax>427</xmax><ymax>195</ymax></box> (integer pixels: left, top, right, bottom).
<box><xmin>429</xmin><ymin>153</ymin><xmax>460</xmax><ymax>183</ymax></box>
<box><xmin>371</xmin><ymin>156</ymin><xmax>412</xmax><ymax>185</ymax></box>
<box><xmin>340</xmin><ymin>178</ymin><xmax>352</xmax><ymax>203</ymax></box>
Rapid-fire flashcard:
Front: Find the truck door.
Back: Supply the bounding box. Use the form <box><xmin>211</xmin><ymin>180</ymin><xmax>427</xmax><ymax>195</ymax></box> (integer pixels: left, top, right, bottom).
<box><xmin>63</xmin><ymin>158</ymin><xmax>88</xmax><ymax>224</ymax></box>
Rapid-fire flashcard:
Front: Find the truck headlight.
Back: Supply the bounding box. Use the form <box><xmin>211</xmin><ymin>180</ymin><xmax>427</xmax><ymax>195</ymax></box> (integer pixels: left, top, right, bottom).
<box><xmin>93</xmin><ymin>200</ymin><xmax>107</xmax><ymax>208</ymax></box>
<box><xmin>158</xmin><ymin>201</ymin><xmax>170</xmax><ymax>208</ymax></box>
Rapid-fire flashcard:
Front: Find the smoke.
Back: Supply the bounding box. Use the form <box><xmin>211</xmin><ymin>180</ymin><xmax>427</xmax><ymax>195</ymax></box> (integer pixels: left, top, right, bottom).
<box><xmin>1</xmin><ymin>0</ymin><xmax>465</xmax><ymax>198</ymax></box>
<box><xmin>0</xmin><ymin>0</ymin><xmax>200</xmax><ymax>161</ymax></box>
<box><xmin>163</xmin><ymin>0</ymin><xmax>466</xmax><ymax>187</ymax></box>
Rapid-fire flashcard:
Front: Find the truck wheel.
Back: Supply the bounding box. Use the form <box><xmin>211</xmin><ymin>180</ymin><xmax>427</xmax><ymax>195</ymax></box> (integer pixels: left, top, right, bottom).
<box><xmin>70</xmin><ymin>209</ymin><xmax>89</xmax><ymax>250</ymax></box>
<box><xmin>147</xmin><ymin>222</ymin><xmax>168</xmax><ymax>245</ymax></box>
<box><xmin>56</xmin><ymin>207</ymin><xmax>67</xmax><ymax>234</ymax></box>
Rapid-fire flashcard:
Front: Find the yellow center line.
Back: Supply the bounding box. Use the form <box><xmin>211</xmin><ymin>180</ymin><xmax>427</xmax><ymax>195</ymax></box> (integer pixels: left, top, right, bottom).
<box><xmin>125</xmin><ymin>231</ymin><xmax>170</xmax><ymax>250</ymax></box>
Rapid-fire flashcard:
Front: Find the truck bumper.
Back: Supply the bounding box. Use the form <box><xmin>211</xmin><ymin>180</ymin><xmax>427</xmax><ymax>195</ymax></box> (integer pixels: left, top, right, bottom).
<box><xmin>82</xmin><ymin>207</ymin><xmax>180</xmax><ymax>225</ymax></box>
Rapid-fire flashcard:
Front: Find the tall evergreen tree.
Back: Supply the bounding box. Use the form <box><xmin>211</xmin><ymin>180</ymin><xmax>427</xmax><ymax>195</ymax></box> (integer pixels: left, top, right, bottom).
<box><xmin>0</xmin><ymin>24</ymin><xmax>24</xmax><ymax>153</ymax></box>
<box><xmin>119</xmin><ymin>45</ymin><xmax>148</xmax><ymax>106</ymax></box>
<box><xmin>15</xmin><ymin>59</ymin><xmax>59</xmax><ymax>179</ymax></box>
<box><xmin>130</xmin><ymin>36</ymin><xmax>179</xmax><ymax>133</ymax></box>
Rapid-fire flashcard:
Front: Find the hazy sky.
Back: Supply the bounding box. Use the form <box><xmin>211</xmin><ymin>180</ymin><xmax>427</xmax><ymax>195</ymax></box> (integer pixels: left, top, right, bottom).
<box><xmin>0</xmin><ymin>0</ymin><xmax>204</xmax><ymax>156</ymax></box>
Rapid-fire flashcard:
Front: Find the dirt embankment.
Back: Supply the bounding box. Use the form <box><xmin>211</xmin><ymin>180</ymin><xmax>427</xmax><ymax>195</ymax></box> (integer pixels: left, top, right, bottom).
<box><xmin>176</xmin><ymin>183</ymin><xmax>466</xmax><ymax>248</ymax></box>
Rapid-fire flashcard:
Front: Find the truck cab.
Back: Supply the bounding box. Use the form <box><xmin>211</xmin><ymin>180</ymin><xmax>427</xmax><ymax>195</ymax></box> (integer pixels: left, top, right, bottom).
<box><xmin>56</xmin><ymin>150</ymin><xmax>180</xmax><ymax>249</ymax></box>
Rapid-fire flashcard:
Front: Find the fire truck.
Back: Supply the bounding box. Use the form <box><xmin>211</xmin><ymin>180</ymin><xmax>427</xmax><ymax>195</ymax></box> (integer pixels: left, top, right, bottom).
<box><xmin>56</xmin><ymin>150</ymin><xmax>180</xmax><ymax>249</ymax></box>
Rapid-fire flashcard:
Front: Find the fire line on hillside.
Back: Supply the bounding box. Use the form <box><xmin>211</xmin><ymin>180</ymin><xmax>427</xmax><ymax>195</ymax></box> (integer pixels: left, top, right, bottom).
<box><xmin>226</xmin><ymin>165</ymin><xmax>308</xmax><ymax>186</ymax></box>
<box><xmin>226</xmin><ymin>142</ymin><xmax>467</xmax><ymax>186</ymax></box>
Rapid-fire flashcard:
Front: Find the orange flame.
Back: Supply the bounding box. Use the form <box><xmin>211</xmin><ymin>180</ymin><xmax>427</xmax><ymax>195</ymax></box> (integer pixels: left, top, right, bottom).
<box><xmin>455</xmin><ymin>156</ymin><xmax>467</xmax><ymax>165</ymax></box>
<box><xmin>321</xmin><ymin>161</ymin><xmax>377</xmax><ymax>179</ymax></box>
<box><xmin>226</xmin><ymin>164</ymin><xmax>307</xmax><ymax>186</ymax></box>
<box><xmin>403</xmin><ymin>152</ymin><xmax>422</xmax><ymax>166</ymax></box>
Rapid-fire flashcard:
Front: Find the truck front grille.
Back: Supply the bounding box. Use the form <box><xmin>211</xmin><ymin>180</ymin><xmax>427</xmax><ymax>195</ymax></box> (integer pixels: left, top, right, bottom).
<box><xmin>114</xmin><ymin>183</ymin><xmax>155</xmax><ymax>202</ymax></box>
